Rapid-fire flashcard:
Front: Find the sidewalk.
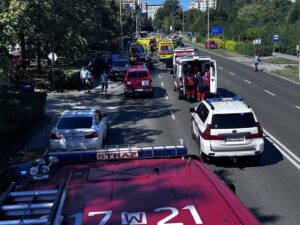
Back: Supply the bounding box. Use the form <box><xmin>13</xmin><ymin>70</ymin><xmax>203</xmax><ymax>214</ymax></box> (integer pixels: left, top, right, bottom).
<box><xmin>273</xmin><ymin>52</ymin><xmax>298</xmax><ymax>62</ymax></box>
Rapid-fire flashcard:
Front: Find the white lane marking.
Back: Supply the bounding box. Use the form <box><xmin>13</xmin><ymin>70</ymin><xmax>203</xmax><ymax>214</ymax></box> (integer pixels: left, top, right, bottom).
<box><xmin>107</xmin><ymin>106</ymin><xmax>119</xmax><ymax>110</ymax></box>
<box><xmin>295</xmin><ymin>105</ymin><xmax>300</xmax><ymax>110</ymax></box>
<box><xmin>161</xmin><ymin>82</ymin><xmax>164</xmax><ymax>87</ymax></box>
<box><xmin>229</xmin><ymin>72</ymin><xmax>236</xmax><ymax>76</ymax></box>
<box><xmin>165</xmin><ymin>95</ymin><xmax>169</xmax><ymax>100</ymax></box>
<box><xmin>219</xmin><ymin>66</ymin><xmax>223</xmax><ymax>70</ymax></box>
<box><xmin>159</xmin><ymin>75</ymin><xmax>162</xmax><ymax>79</ymax></box>
<box><xmin>243</xmin><ymin>79</ymin><xmax>252</xmax><ymax>84</ymax></box>
<box><xmin>171</xmin><ymin>111</ymin><xmax>175</xmax><ymax>120</ymax></box>
<box><xmin>264</xmin><ymin>129</ymin><xmax>300</xmax><ymax>170</ymax></box>
<box><xmin>264</xmin><ymin>90</ymin><xmax>276</xmax><ymax>96</ymax></box>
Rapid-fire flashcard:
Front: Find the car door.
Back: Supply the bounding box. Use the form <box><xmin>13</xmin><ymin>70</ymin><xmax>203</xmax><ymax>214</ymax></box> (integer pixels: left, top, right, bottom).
<box><xmin>210</xmin><ymin>60</ymin><xmax>217</xmax><ymax>94</ymax></box>
<box><xmin>193</xmin><ymin>103</ymin><xmax>209</xmax><ymax>139</ymax></box>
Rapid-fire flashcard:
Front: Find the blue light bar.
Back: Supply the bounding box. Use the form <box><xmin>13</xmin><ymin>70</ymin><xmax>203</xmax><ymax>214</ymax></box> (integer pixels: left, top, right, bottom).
<box><xmin>206</xmin><ymin>97</ymin><xmax>243</xmax><ymax>103</ymax></box>
<box><xmin>47</xmin><ymin>145</ymin><xmax>188</xmax><ymax>162</ymax></box>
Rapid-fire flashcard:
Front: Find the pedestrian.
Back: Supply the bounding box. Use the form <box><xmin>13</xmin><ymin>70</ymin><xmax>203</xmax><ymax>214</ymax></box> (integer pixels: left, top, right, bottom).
<box><xmin>195</xmin><ymin>71</ymin><xmax>205</xmax><ymax>101</ymax></box>
<box><xmin>101</xmin><ymin>70</ymin><xmax>109</xmax><ymax>95</ymax></box>
<box><xmin>80</xmin><ymin>66</ymin><xmax>89</xmax><ymax>90</ymax></box>
<box><xmin>253</xmin><ymin>54</ymin><xmax>261</xmax><ymax>72</ymax></box>
<box><xmin>200</xmin><ymin>65</ymin><xmax>210</xmax><ymax>100</ymax></box>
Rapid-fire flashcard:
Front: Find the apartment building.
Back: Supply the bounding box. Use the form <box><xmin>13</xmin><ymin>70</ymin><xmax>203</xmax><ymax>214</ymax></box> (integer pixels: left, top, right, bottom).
<box><xmin>189</xmin><ymin>0</ymin><xmax>217</xmax><ymax>11</ymax></box>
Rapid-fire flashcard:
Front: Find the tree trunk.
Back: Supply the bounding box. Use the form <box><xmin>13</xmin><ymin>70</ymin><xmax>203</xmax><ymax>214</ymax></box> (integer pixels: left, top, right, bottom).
<box><xmin>36</xmin><ymin>40</ymin><xmax>42</xmax><ymax>73</ymax></box>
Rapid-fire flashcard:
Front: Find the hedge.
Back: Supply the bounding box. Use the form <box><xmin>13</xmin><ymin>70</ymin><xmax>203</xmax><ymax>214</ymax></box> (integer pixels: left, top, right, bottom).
<box><xmin>0</xmin><ymin>92</ymin><xmax>47</xmax><ymax>161</ymax></box>
<box><xmin>235</xmin><ymin>42</ymin><xmax>273</xmax><ymax>56</ymax></box>
<box><xmin>48</xmin><ymin>69</ymin><xmax>81</xmax><ymax>90</ymax></box>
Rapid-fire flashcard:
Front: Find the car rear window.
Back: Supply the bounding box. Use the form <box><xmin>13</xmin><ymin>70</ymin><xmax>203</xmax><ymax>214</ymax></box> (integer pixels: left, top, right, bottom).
<box><xmin>57</xmin><ymin>117</ymin><xmax>92</xmax><ymax>129</ymax></box>
<box><xmin>211</xmin><ymin>113</ymin><xmax>256</xmax><ymax>129</ymax></box>
<box><xmin>128</xmin><ymin>71</ymin><xmax>148</xmax><ymax>78</ymax></box>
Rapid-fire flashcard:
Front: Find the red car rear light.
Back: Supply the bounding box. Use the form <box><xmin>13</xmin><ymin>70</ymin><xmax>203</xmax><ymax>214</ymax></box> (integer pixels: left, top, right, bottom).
<box><xmin>50</xmin><ymin>133</ymin><xmax>63</xmax><ymax>140</ymax></box>
<box><xmin>85</xmin><ymin>131</ymin><xmax>99</xmax><ymax>139</ymax></box>
<box><xmin>202</xmin><ymin>124</ymin><xmax>224</xmax><ymax>140</ymax></box>
<box><xmin>246</xmin><ymin>122</ymin><xmax>263</xmax><ymax>139</ymax></box>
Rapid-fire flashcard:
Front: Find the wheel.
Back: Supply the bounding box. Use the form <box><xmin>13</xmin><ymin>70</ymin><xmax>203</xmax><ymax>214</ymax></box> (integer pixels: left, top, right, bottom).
<box><xmin>198</xmin><ymin>136</ymin><xmax>209</xmax><ymax>163</ymax></box>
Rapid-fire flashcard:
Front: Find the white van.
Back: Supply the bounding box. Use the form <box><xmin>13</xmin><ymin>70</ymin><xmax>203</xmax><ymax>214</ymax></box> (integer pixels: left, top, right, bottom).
<box><xmin>172</xmin><ymin>47</ymin><xmax>195</xmax><ymax>66</ymax></box>
<box><xmin>173</xmin><ymin>55</ymin><xmax>217</xmax><ymax>99</ymax></box>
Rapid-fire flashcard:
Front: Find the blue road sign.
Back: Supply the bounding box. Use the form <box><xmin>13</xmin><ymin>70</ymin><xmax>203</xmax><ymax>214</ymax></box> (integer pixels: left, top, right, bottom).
<box><xmin>212</xmin><ymin>26</ymin><xmax>222</xmax><ymax>35</ymax></box>
<box><xmin>273</xmin><ymin>34</ymin><xmax>279</xmax><ymax>42</ymax></box>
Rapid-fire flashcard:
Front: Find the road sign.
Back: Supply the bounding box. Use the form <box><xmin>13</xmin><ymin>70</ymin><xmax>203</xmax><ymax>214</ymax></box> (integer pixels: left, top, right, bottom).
<box><xmin>192</xmin><ymin>37</ymin><xmax>196</xmax><ymax>43</ymax></box>
<box><xmin>272</xmin><ymin>34</ymin><xmax>279</xmax><ymax>42</ymax></box>
<box><xmin>48</xmin><ymin>52</ymin><xmax>57</xmax><ymax>62</ymax></box>
<box><xmin>253</xmin><ymin>39</ymin><xmax>261</xmax><ymax>45</ymax></box>
<box><xmin>211</xmin><ymin>26</ymin><xmax>222</xmax><ymax>35</ymax></box>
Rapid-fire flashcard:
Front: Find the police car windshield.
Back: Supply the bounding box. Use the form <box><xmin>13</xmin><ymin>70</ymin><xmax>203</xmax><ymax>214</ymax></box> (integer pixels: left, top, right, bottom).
<box><xmin>128</xmin><ymin>71</ymin><xmax>148</xmax><ymax>78</ymax></box>
<box><xmin>211</xmin><ymin>113</ymin><xmax>256</xmax><ymax>129</ymax></box>
<box><xmin>57</xmin><ymin>117</ymin><xmax>92</xmax><ymax>129</ymax></box>
<box><xmin>131</xmin><ymin>47</ymin><xmax>144</xmax><ymax>53</ymax></box>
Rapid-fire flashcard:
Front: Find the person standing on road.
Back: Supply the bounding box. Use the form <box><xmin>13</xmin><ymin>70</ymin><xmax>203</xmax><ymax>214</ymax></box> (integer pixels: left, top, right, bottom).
<box><xmin>253</xmin><ymin>54</ymin><xmax>261</xmax><ymax>72</ymax></box>
<box><xmin>101</xmin><ymin>70</ymin><xmax>108</xmax><ymax>95</ymax></box>
<box><xmin>80</xmin><ymin>66</ymin><xmax>89</xmax><ymax>90</ymax></box>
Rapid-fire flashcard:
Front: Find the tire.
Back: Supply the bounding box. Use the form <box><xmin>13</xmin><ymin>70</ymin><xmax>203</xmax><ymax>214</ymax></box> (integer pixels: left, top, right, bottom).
<box><xmin>198</xmin><ymin>136</ymin><xmax>209</xmax><ymax>163</ymax></box>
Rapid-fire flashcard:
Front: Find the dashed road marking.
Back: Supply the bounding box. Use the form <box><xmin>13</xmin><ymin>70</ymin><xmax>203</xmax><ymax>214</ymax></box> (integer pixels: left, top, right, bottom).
<box><xmin>229</xmin><ymin>72</ymin><xmax>236</xmax><ymax>76</ymax></box>
<box><xmin>219</xmin><ymin>66</ymin><xmax>223</xmax><ymax>70</ymax></box>
<box><xmin>165</xmin><ymin>95</ymin><xmax>169</xmax><ymax>100</ymax></box>
<box><xmin>161</xmin><ymin>82</ymin><xmax>164</xmax><ymax>87</ymax></box>
<box><xmin>264</xmin><ymin>129</ymin><xmax>300</xmax><ymax>170</ymax></box>
<box><xmin>107</xmin><ymin>106</ymin><xmax>119</xmax><ymax>110</ymax></box>
<box><xmin>171</xmin><ymin>111</ymin><xmax>175</xmax><ymax>120</ymax></box>
<box><xmin>243</xmin><ymin>79</ymin><xmax>252</xmax><ymax>84</ymax></box>
<box><xmin>159</xmin><ymin>75</ymin><xmax>162</xmax><ymax>79</ymax></box>
<box><xmin>264</xmin><ymin>90</ymin><xmax>276</xmax><ymax>96</ymax></box>
<box><xmin>295</xmin><ymin>105</ymin><xmax>300</xmax><ymax>110</ymax></box>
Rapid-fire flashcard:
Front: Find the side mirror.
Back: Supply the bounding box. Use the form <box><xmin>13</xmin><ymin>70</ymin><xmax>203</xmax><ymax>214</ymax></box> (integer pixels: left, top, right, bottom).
<box><xmin>170</xmin><ymin>69</ymin><xmax>174</xmax><ymax>75</ymax></box>
<box><xmin>189</xmin><ymin>108</ymin><xmax>195</xmax><ymax>113</ymax></box>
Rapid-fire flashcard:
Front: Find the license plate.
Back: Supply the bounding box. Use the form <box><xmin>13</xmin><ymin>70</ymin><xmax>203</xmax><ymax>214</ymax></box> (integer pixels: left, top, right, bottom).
<box><xmin>142</xmin><ymin>80</ymin><xmax>149</xmax><ymax>86</ymax></box>
<box><xmin>226</xmin><ymin>136</ymin><xmax>244</xmax><ymax>142</ymax></box>
<box><xmin>135</xmin><ymin>89</ymin><xmax>144</xmax><ymax>92</ymax></box>
<box><xmin>66</xmin><ymin>136</ymin><xmax>82</xmax><ymax>142</ymax></box>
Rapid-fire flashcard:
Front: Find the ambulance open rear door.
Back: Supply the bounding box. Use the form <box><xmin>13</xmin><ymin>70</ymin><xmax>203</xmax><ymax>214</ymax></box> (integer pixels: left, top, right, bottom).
<box><xmin>210</xmin><ymin>60</ymin><xmax>217</xmax><ymax>94</ymax></box>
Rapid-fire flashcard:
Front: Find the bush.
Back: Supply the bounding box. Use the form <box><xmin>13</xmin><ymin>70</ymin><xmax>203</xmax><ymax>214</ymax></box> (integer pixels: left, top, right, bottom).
<box><xmin>223</xmin><ymin>40</ymin><xmax>237</xmax><ymax>51</ymax></box>
<box><xmin>0</xmin><ymin>92</ymin><xmax>47</xmax><ymax>160</ymax></box>
<box><xmin>235</xmin><ymin>43</ymin><xmax>256</xmax><ymax>56</ymax></box>
<box><xmin>48</xmin><ymin>69</ymin><xmax>81</xmax><ymax>90</ymax></box>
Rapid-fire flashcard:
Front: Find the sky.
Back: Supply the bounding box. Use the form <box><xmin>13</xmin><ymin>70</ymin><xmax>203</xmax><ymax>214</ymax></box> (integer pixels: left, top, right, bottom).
<box><xmin>145</xmin><ymin>0</ymin><xmax>189</xmax><ymax>10</ymax></box>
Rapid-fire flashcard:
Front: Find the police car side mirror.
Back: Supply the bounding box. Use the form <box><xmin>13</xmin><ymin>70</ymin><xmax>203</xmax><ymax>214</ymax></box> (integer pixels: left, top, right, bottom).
<box><xmin>189</xmin><ymin>108</ymin><xmax>195</xmax><ymax>113</ymax></box>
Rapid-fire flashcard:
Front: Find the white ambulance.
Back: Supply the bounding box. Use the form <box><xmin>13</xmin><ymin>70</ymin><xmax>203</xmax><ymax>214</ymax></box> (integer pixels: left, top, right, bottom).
<box><xmin>173</xmin><ymin>54</ymin><xmax>217</xmax><ymax>99</ymax></box>
<box><xmin>172</xmin><ymin>47</ymin><xmax>195</xmax><ymax>66</ymax></box>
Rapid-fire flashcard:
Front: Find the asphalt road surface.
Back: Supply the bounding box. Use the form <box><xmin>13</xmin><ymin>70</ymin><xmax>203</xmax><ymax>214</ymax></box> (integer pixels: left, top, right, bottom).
<box><xmin>25</xmin><ymin>54</ymin><xmax>300</xmax><ymax>225</ymax></box>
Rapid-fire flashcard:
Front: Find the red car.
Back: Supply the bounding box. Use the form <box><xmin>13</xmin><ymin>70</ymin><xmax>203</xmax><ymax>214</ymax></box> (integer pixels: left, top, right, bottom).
<box><xmin>204</xmin><ymin>40</ymin><xmax>218</xmax><ymax>49</ymax></box>
<box><xmin>124</xmin><ymin>66</ymin><xmax>153</xmax><ymax>97</ymax></box>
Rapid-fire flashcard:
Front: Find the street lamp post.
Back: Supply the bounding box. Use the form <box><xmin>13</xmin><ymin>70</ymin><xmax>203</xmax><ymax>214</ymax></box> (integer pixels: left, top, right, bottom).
<box><xmin>119</xmin><ymin>0</ymin><xmax>124</xmax><ymax>56</ymax></box>
<box><xmin>183</xmin><ymin>10</ymin><xmax>185</xmax><ymax>36</ymax></box>
<box><xmin>207</xmin><ymin>0</ymin><xmax>210</xmax><ymax>49</ymax></box>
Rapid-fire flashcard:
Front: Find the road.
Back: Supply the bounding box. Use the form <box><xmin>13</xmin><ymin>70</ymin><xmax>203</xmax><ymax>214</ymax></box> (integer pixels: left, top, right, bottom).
<box><xmin>24</xmin><ymin>54</ymin><xmax>300</xmax><ymax>225</ymax></box>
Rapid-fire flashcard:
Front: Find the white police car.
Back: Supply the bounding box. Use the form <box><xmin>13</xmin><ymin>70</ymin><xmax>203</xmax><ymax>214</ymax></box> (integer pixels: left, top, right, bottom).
<box><xmin>190</xmin><ymin>97</ymin><xmax>264</xmax><ymax>160</ymax></box>
<box><xmin>50</xmin><ymin>109</ymin><xmax>108</xmax><ymax>150</ymax></box>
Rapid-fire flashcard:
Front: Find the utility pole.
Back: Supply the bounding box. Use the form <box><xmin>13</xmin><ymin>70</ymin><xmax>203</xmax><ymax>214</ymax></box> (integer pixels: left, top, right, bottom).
<box><xmin>119</xmin><ymin>0</ymin><xmax>124</xmax><ymax>56</ymax></box>
<box><xmin>183</xmin><ymin>10</ymin><xmax>185</xmax><ymax>36</ymax></box>
<box><xmin>207</xmin><ymin>0</ymin><xmax>210</xmax><ymax>49</ymax></box>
